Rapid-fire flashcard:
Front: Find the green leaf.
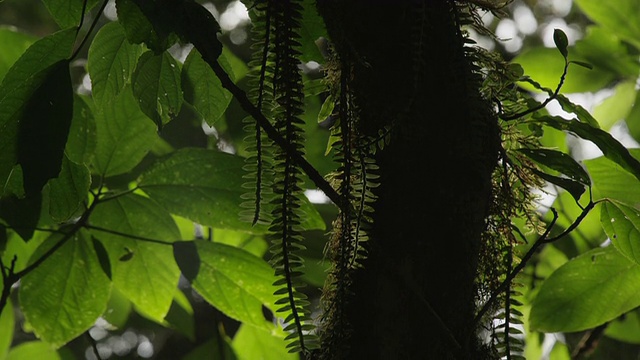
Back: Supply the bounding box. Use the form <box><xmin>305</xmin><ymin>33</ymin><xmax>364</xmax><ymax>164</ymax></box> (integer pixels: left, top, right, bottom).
<box><xmin>0</xmin><ymin>27</ymin><xmax>36</xmax><ymax>82</ymax></box>
<box><xmin>593</xmin><ymin>81</ymin><xmax>636</xmax><ymax>130</ymax></box>
<box><xmin>574</xmin><ymin>0</ymin><xmax>640</xmax><ymax>49</ymax></box>
<box><xmin>0</xmin><ymin>28</ymin><xmax>75</xmax><ymax>191</ymax></box>
<box><xmin>574</xmin><ymin>26</ymin><xmax>640</xmax><ymax>78</ymax></box>
<box><xmin>132</xmin><ymin>51</ymin><xmax>183</xmax><ymax>128</ymax></box>
<box><xmin>232</xmin><ymin>324</ymin><xmax>297</xmax><ymax>360</ymax></box>
<box><xmin>553</xmin><ymin>28</ymin><xmax>569</xmax><ymax>58</ymax></box>
<box><xmin>513</xmin><ymin>47</ymin><xmax>615</xmax><ymax>93</ymax></box>
<box><xmin>530</xmin><ymin>246</ymin><xmax>640</xmax><ymax>332</ymax></box>
<box><xmin>177</xmin><ymin>0</ymin><xmax>222</xmax><ymax>63</ymax></box>
<box><xmin>531</xmin><ymin>168</ymin><xmax>585</xmax><ymax>202</ymax></box>
<box><xmin>533</xmin><ymin>115</ymin><xmax>640</xmax><ymax>183</ymax></box>
<box><xmin>317</xmin><ymin>94</ymin><xmax>335</xmax><ymax>123</ymax></box>
<box><xmin>90</xmin><ymin>193</ymin><xmax>181</xmax><ymax>321</ymax></box>
<box><xmin>116</xmin><ymin>0</ymin><xmax>179</xmax><ymax>52</ymax></box>
<box><xmin>6</xmin><ymin>342</ymin><xmax>61</xmax><ymax>360</ymax></box>
<box><xmin>175</xmin><ymin>240</ymin><xmax>279</xmax><ymax>330</ymax></box>
<box><xmin>138</xmin><ymin>148</ymin><xmax>325</xmax><ymax>232</ymax></box>
<box><xmin>87</xmin><ymin>21</ymin><xmax>145</xmax><ymax>108</ymax></box>
<box><xmin>181</xmin><ymin>337</ymin><xmax>236</xmax><ymax>360</ymax></box>
<box><xmin>601</xmin><ymin>201</ymin><xmax>640</xmax><ymax>264</ymax></box>
<box><xmin>17</xmin><ymin>60</ymin><xmax>73</xmax><ymax>196</ymax></box>
<box><xmin>66</xmin><ymin>95</ymin><xmax>97</xmax><ymax>165</ymax></box>
<box><xmin>0</xmin><ymin>299</ymin><xmax>14</xmax><ymax>359</ymax></box>
<box><xmin>42</xmin><ymin>0</ymin><xmax>101</xmax><ymax>28</ymax></box>
<box><xmin>48</xmin><ymin>155</ymin><xmax>91</xmax><ymax>222</ymax></box>
<box><xmin>605</xmin><ymin>309</ymin><xmax>640</xmax><ymax>344</ymax></box>
<box><xmin>19</xmin><ymin>230</ymin><xmax>111</xmax><ymax>348</ymax></box>
<box><xmin>584</xmin><ymin>150</ymin><xmax>640</xmax><ymax>206</ymax></box>
<box><xmin>625</xmin><ymin>91</ymin><xmax>640</xmax><ymax>143</ymax></box>
<box><xmin>92</xmin><ymin>86</ymin><xmax>158</xmax><ymax>177</ymax></box>
<box><xmin>555</xmin><ymin>94</ymin><xmax>599</xmax><ymax>128</ymax></box>
<box><xmin>181</xmin><ymin>47</ymin><xmax>233</xmax><ymax>126</ymax></box>
<box><xmin>518</xmin><ymin>148</ymin><xmax>590</xmax><ymax>185</ymax></box>
<box><xmin>102</xmin><ymin>288</ymin><xmax>132</xmax><ymax>329</ymax></box>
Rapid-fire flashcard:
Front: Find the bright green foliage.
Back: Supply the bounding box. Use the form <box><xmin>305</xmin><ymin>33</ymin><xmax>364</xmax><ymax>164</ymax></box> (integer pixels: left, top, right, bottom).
<box><xmin>0</xmin><ymin>299</ymin><xmax>14</xmax><ymax>358</ymax></box>
<box><xmin>19</xmin><ymin>230</ymin><xmax>111</xmax><ymax>348</ymax></box>
<box><xmin>530</xmin><ymin>246</ymin><xmax>640</xmax><ymax>332</ymax></box>
<box><xmin>574</xmin><ymin>0</ymin><xmax>640</xmax><ymax>49</ymax></box>
<box><xmin>0</xmin><ymin>28</ymin><xmax>35</xmax><ymax>81</ymax></box>
<box><xmin>48</xmin><ymin>156</ymin><xmax>90</xmax><ymax>221</ymax></box>
<box><xmin>232</xmin><ymin>324</ymin><xmax>298</xmax><ymax>360</ymax></box>
<box><xmin>90</xmin><ymin>193</ymin><xmax>181</xmax><ymax>322</ymax></box>
<box><xmin>41</xmin><ymin>0</ymin><xmax>101</xmax><ymax>29</ymax></box>
<box><xmin>601</xmin><ymin>201</ymin><xmax>640</xmax><ymax>264</ymax></box>
<box><xmin>6</xmin><ymin>342</ymin><xmax>61</xmax><ymax>360</ymax></box>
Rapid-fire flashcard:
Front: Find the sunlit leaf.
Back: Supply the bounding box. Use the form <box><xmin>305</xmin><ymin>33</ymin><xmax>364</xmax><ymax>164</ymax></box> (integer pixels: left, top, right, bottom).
<box><xmin>555</xmin><ymin>94</ymin><xmax>599</xmax><ymax>128</ymax></box>
<box><xmin>174</xmin><ymin>240</ymin><xmax>278</xmax><ymax>330</ymax></box>
<box><xmin>90</xmin><ymin>193</ymin><xmax>181</xmax><ymax>321</ymax></box>
<box><xmin>0</xmin><ymin>27</ymin><xmax>36</xmax><ymax>82</ymax></box>
<box><xmin>574</xmin><ymin>26</ymin><xmax>639</xmax><ymax>79</ymax></box>
<box><xmin>513</xmin><ymin>47</ymin><xmax>614</xmax><ymax>93</ymax></box>
<box><xmin>232</xmin><ymin>323</ymin><xmax>297</xmax><ymax>360</ymax></box>
<box><xmin>584</xmin><ymin>149</ymin><xmax>640</xmax><ymax>206</ymax></box>
<box><xmin>92</xmin><ymin>86</ymin><xmax>158</xmax><ymax>177</ymax></box>
<box><xmin>530</xmin><ymin>246</ymin><xmax>640</xmax><ymax>332</ymax></box>
<box><xmin>601</xmin><ymin>201</ymin><xmax>640</xmax><ymax>264</ymax></box>
<box><xmin>65</xmin><ymin>95</ymin><xmax>97</xmax><ymax>165</ymax></box>
<box><xmin>593</xmin><ymin>81</ymin><xmax>636</xmax><ymax>130</ymax></box>
<box><xmin>0</xmin><ymin>298</ymin><xmax>14</xmax><ymax>359</ymax></box>
<box><xmin>574</xmin><ymin>0</ymin><xmax>640</xmax><ymax>49</ymax></box>
<box><xmin>0</xmin><ymin>29</ymin><xmax>75</xmax><ymax>191</ymax></box>
<box><xmin>87</xmin><ymin>21</ymin><xmax>145</xmax><ymax>108</ymax></box>
<box><xmin>42</xmin><ymin>0</ymin><xmax>101</xmax><ymax>28</ymax></box>
<box><xmin>132</xmin><ymin>51</ymin><xmax>182</xmax><ymax>128</ymax></box>
<box><xmin>625</xmin><ymin>91</ymin><xmax>640</xmax><ymax>143</ymax></box>
<box><xmin>605</xmin><ymin>309</ymin><xmax>640</xmax><ymax>344</ymax></box>
<box><xmin>19</xmin><ymin>230</ymin><xmax>111</xmax><ymax>348</ymax></box>
<box><xmin>181</xmin><ymin>48</ymin><xmax>233</xmax><ymax>126</ymax></box>
<box><xmin>138</xmin><ymin>148</ymin><xmax>325</xmax><ymax>232</ymax></box>
<box><xmin>6</xmin><ymin>341</ymin><xmax>61</xmax><ymax>360</ymax></box>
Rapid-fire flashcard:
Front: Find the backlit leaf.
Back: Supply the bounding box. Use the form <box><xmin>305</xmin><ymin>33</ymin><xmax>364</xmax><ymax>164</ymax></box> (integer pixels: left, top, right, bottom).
<box><xmin>232</xmin><ymin>323</ymin><xmax>296</xmax><ymax>360</ymax></box>
<box><xmin>518</xmin><ymin>148</ymin><xmax>590</xmax><ymax>185</ymax></box>
<box><xmin>553</xmin><ymin>29</ymin><xmax>568</xmax><ymax>58</ymax></box>
<box><xmin>530</xmin><ymin>246</ymin><xmax>640</xmax><ymax>332</ymax></box>
<box><xmin>584</xmin><ymin>149</ymin><xmax>640</xmax><ymax>206</ymax></box>
<box><xmin>0</xmin><ymin>298</ymin><xmax>14</xmax><ymax>359</ymax></box>
<box><xmin>90</xmin><ymin>193</ymin><xmax>181</xmax><ymax>321</ymax></box>
<box><xmin>19</xmin><ymin>230</ymin><xmax>111</xmax><ymax>348</ymax></box>
<box><xmin>92</xmin><ymin>86</ymin><xmax>158</xmax><ymax>177</ymax></box>
<box><xmin>601</xmin><ymin>201</ymin><xmax>640</xmax><ymax>264</ymax></box>
<box><xmin>48</xmin><ymin>155</ymin><xmax>90</xmax><ymax>222</ymax></box>
<box><xmin>42</xmin><ymin>0</ymin><xmax>101</xmax><ymax>28</ymax></box>
<box><xmin>0</xmin><ymin>27</ymin><xmax>36</xmax><ymax>82</ymax></box>
<box><xmin>138</xmin><ymin>148</ymin><xmax>325</xmax><ymax>232</ymax></box>
<box><xmin>574</xmin><ymin>0</ymin><xmax>640</xmax><ymax>49</ymax></box>
<box><xmin>65</xmin><ymin>95</ymin><xmax>97</xmax><ymax>165</ymax></box>
<box><xmin>6</xmin><ymin>342</ymin><xmax>61</xmax><ymax>360</ymax></box>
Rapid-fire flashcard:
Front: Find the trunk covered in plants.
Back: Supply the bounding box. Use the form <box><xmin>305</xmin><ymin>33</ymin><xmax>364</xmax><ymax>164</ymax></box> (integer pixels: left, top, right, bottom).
<box><xmin>316</xmin><ymin>1</ymin><xmax>499</xmax><ymax>358</ymax></box>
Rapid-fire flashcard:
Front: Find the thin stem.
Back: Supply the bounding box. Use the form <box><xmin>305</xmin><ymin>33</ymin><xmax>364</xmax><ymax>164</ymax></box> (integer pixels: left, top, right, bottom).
<box><xmin>84</xmin><ymin>225</ymin><xmax>174</xmax><ymax>246</ymax></box>
<box><xmin>70</xmin><ymin>0</ymin><xmax>109</xmax><ymax>61</ymax></box>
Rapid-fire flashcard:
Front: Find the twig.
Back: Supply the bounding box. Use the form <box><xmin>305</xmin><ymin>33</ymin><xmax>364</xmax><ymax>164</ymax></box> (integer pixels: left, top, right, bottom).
<box><xmin>84</xmin><ymin>225</ymin><xmax>174</xmax><ymax>246</ymax></box>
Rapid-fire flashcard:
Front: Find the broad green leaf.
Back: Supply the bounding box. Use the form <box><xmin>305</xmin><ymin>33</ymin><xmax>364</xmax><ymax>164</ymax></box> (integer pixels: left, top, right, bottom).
<box><xmin>232</xmin><ymin>324</ymin><xmax>297</xmax><ymax>360</ymax></box>
<box><xmin>574</xmin><ymin>0</ymin><xmax>640</xmax><ymax>49</ymax></box>
<box><xmin>534</xmin><ymin>115</ymin><xmax>640</xmax><ymax>183</ymax></box>
<box><xmin>132</xmin><ymin>51</ymin><xmax>182</xmax><ymax>128</ymax></box>
<box><xmin>48</xmin><ymin>155</ymin><xmax>90</xmax><ymax>222</ymax></box>
<box><xmin>92</xmin><ymin>86</ymin><xmax>158</xmax><ymax>177</ymax></box>
<box><xmin>138</xmin><ymin>148</ymin><xmax>325</xmax><ymax>232</ymax></box>
<box><xmin>181</xmin><ymin>48</ymin><xmax>233</xmax><ymax>126</ymax></box>
<box><xmin>87</xmin><ymin>22</ymin><xmax>145</xmax><ymax>108</ymax></box>
<box><xmin>19</xmin><ymin>230</ymin><xmax>111</xmax><ymax>348</ymax></box>
<box><xmin>65</xmin><ymin>94</ymin><xmax>96</xmax><ymax>165</ymax></box>
<box><xmin>0</xmin><ymin>299</ymin><xmax>14</xmax><ymax>359</ymax></box>
<box><xmin>317</xmin><ymin>94</ymin><xmax>335</xmax><ymax>123</ymax></box>
<box><xmin>601</xmin><ymin>201</ymin><xmax>640</xmax><ymax>264</ymax></box>
<box><xmin>6</xmin><ymin>342</ymin><xmax>60</xmax><ymax>360</ymax></box>
<box><xmin>529</xmin><ymin>246</ymin><xmax>640</xmax><ymax>332</ymax></box>
<box><xmin>574</xmin><ymin>26</ymin><xmax>640</xmax><ymax>79</ymax></box>
<box><xmin>593</xmin><ymin>81</ymin><xmax>636</xmax><ymax>130</ymax></box>
<box><xmin>0</xmin><ymin>27</ymin><xmax>36</xmax><ymax>82</ymax></box>
<box><xmin>555</xmin><ymin>94</ymin><xmax>599</xmax><ymax>128</ymax></box>
<box><xmin>584</xmin><ymin>149</ymin><xmax>640</xmax><ymax>206</ymax></box>
<box><xmin>90</xmin><ymin>193</ymin><xmax>181</xmax><ymax>321</ymax></box>
<box><xmin>518</xmin><ymin>148</ymin><xmax>590</xmax><ymax>185</ymax></box>
<box><xmin>181</xmin><ymin>337</ymin><xmax>236</xmax><ymax>360</ymax></box>
<box><xmin>513</xmin><ymin>47</ymin><xmax>615</xmax><ymax>93</ymax></box>
<box><xmin>173</xmin><ymin>240</ymin><xmax>279</xmax><ymax>330</ymax></box>
<box><xmin>102</xmin><ymin>288</ymin><xmax>132</xmax><ymax>329</ymax></box>
<box><xmin>18</xmin><ymin>60</ymin><xmax>73</xmax><ymax>196</ymax></box>
<box><xmin>0</xmin><ymin>29</ymin><xmax>75</xmax><ymax>191</ymax></box>
<box><xmin>42</xmin><ymin>0</ymin><xmax>101</xmax><ymax>28</ymax></box>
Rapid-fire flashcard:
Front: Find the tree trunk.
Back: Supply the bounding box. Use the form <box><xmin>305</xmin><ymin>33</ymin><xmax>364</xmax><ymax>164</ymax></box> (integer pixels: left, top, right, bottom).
<box><xmin>316</xmin><ymin>1</ymin><xmax>499</xmax><ymax>358</ymax></box>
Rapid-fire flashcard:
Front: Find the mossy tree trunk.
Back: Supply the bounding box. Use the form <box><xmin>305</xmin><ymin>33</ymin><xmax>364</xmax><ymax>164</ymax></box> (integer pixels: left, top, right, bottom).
<box><xmin>316</xmin><ymin>1</ymin><xmax>499</xmax><ymax>358</ymax></box>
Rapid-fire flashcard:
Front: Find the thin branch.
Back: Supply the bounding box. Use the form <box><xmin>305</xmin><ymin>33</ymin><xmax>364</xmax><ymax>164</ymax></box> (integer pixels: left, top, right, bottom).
<box><xmin>70</xmin><ymin>0</ymin><xmax>109</xmax><ymax>61</ymax></box>
<box><xmin>84</xmin><ymin>225</ymin><xmax>174</xmax><ymax>246</ymax></box>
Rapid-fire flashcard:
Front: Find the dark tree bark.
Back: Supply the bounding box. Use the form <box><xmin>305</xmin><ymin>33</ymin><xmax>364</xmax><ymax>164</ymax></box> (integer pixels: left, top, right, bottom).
<box><xmin>316</xmin><ymin>1</ymin><xmax>499</xmax><ymax>358</ymax></box>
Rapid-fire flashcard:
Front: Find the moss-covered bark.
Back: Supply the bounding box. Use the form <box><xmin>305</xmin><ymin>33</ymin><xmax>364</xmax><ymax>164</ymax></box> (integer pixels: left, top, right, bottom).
<box><xmin>316</xmin><ymin>1</ymin><xmax>499</xmax><ymax>358</ymax></box>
